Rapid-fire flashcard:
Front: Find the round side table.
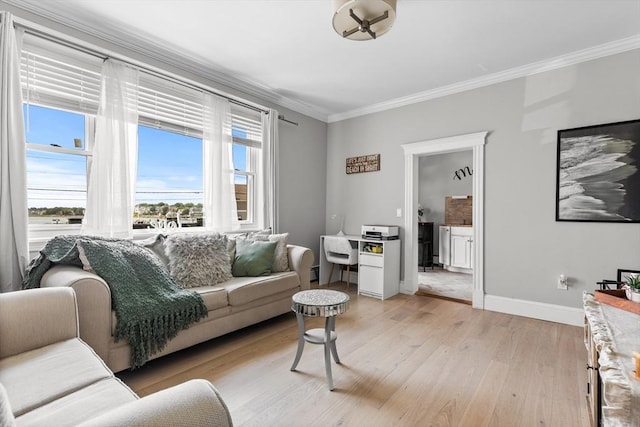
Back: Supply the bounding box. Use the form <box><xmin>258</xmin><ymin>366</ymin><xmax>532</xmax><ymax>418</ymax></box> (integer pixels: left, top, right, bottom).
<box><xmin>290</xmin><ymin>289</ymin><xmax>350</xmax><ymax>391</ymax></box>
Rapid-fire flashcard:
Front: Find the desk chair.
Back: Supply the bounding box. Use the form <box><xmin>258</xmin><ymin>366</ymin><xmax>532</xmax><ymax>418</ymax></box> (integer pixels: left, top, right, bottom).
<box><xmin>324</xmin><ymin>236</ymin><xmax>358</xmax><ymax>289</ymax></box>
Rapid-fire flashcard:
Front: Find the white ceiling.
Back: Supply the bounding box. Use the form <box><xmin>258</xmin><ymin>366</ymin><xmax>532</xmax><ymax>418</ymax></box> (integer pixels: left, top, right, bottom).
<box><xmin>6</xmin><ymin>0</ymin><xmax>640</xmax><ymax>122</ymax></box>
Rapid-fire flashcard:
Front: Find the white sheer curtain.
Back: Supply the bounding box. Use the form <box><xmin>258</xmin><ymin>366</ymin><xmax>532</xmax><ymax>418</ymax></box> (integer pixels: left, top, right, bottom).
<box><xmin>83</xmin><ymin>59</ymin><xmax>138</xmax><ymax>238</ymax></box>
<box><xmin>202</xmin><ymin>93</ymin><xmax>239</xmax><ymax>232</ymax></box>
<box><xmin>257</xmin><ymin>109</ymin><xmax>279</xmax><ymax>232</ymax></box>
<box><xmin>0</xmin><ymin>13</ymin><xmax>29</xmax><ymax>293</ymax></box>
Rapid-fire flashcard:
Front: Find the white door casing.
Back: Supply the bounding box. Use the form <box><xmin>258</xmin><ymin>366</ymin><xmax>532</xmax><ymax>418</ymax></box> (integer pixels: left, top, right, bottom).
<box><xmin>401</xmin><ymin>131</ymin><xmax>487</xmax><ymax>309</ymax></box>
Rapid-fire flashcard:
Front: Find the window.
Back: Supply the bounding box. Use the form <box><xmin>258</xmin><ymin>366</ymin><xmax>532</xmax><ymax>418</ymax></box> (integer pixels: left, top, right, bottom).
<box><xmin>136</xmin><ymin>73</ymin><xmax>264</xmax><ymax>229</ymax></box>
<box><xmin>231</xmin><ymin>110</ymin><xmax>262</xmax><ymax>223</ymax></box>
<box><xmin>24</xmin><ymin>105</ymin><xmax>93</xmax><ymax>227</ymax></box>
<box><xmin>135</xmin><ymin>125</ymin><xmax>203</xmax><ymax>228</ymax></box>
<box><xmin>20</xmin><ymin>31</ymin><xmax>269</xmax><ymax>238</ymax></box>
<box><xmin>21</xmin><ymin>33</ymin><xmax>100</xmax><ymax>232</ymax></box>
<box><xmin>233</xmin><ymin>144</ymin><xmax>250</xmax><ymax>221</ymax></box>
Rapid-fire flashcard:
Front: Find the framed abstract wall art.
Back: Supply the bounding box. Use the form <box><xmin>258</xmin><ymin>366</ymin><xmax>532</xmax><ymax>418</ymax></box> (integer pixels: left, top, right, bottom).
<box><xmin>556</xmin><ymin>119</ymin><xmax>640</xmax><ymax>222</ymax></box>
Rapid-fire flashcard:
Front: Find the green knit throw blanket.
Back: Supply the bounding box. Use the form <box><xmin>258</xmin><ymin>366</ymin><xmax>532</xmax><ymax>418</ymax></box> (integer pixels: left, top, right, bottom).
<box><xmin>23</xmin><ymin>235</ymin><xmax>208</xmax><ymax>369</ymax></box>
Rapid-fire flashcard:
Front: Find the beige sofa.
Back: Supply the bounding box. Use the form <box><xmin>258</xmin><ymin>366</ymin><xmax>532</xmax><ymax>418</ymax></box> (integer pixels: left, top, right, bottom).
<box><xmin>39</xmin><ymin>244</ymin><xmax>314</xmax><ymax>372</ymax></box>
<box><xmin>0</xmin><ymin>287</ymin><xmax>233</xmax><ymax>427</ymax></box>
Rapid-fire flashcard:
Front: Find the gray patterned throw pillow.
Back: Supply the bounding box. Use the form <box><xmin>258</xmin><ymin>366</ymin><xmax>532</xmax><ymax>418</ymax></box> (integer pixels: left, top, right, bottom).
<box><xmin>165</xmin><ymin>233</ymin><xmax>232</xmax><ymax>288</ymax></box>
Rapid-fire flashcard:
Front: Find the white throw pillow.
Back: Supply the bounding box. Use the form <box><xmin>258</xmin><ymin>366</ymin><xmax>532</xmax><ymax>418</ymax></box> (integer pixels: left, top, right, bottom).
<box><xmin>134</xmin><ymin>234</ymin><xmax>170</xmax><ymax>268</ymax></box>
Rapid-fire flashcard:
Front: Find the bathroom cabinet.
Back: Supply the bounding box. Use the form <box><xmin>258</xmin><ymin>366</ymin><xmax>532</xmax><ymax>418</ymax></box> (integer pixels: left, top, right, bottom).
<box><xmin>439</xmin><ymin>226</ymin><xmax>473</xmax><ymax>272</ymax></box>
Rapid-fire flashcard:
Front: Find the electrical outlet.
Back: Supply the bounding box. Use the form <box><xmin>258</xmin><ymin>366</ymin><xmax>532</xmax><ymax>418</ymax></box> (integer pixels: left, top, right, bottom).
<box><xmin>557</xmin><ymin>274</ymin><xmax>568</xmax><ymax>290</ymax></box>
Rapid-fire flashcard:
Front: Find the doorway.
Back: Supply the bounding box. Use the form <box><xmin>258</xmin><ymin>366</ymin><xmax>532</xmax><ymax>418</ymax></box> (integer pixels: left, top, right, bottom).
<box><xmin>417</xmin><ymin>151</ymin><xmax>473</xmax><ymax>303</ymax></box>
<box><xmin>401</xmin><ymin>132</ymin><xmax>487</xmax><ymax>309</ymax></box>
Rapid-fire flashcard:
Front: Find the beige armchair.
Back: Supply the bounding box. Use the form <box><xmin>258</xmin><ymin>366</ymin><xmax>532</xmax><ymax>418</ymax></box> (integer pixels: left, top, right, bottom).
<box><xmin>0</xmin><ymin>288</ymin><xmax>232</xmax><ymax>427</ymax></box>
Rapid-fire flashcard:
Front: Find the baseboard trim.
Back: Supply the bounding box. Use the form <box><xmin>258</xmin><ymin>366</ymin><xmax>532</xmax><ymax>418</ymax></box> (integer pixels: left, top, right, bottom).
<box><xmin>484</xmin><ymin>295</ymin><xmax>583</xmax><ymax>327</ymax></box>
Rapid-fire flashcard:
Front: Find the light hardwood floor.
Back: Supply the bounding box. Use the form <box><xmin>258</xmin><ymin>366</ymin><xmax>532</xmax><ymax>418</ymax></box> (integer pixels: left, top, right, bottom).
<box><xmin>118</xmin><ymin>285</ymin><xmax>590</xmax><ymax>427</ymax></box>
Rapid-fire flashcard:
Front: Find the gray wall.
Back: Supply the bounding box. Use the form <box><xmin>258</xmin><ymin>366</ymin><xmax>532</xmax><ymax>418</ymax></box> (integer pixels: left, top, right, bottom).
<box><xmin>277</xmin><ymin>114</ymin><xmax>327</xmax><ymax>260</ymax></box>
<box><xmin>418</xmin><ymin>151</ymin><xmax>473</xmax><ymax>252</ymax></box>
<box><xmin>327</xmin><ymin>50</ymin><xmax>640</xmax><ymax>309</ymax></box>
<box><xmin>3</xmin><ymin>2</ymin><xmax>328</xmax><ymax>262</ymax></box>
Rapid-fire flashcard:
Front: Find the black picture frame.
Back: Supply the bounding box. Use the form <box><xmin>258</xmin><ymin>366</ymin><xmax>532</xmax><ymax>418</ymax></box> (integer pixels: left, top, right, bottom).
<box><xmin>617</xmin><ymin>268</ymin><xmax>640</xmax><ymax>284</ymax></box>
<box><xmin>556</xmin><ymin>119</ymin><xmax>640</xmax><ymax>222</ymax></box>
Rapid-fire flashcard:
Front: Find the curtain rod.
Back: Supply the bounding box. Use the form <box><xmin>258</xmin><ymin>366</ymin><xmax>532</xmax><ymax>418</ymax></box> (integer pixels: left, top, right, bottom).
<box><xmin>14</xmin><ymin>21</ymin><xmax>295</xmax><ymax>120</ymax></box>
<box><xmin>278</xmin><ymin>115</ymin><xmax>298</xmax><ymax>126</ymax></box>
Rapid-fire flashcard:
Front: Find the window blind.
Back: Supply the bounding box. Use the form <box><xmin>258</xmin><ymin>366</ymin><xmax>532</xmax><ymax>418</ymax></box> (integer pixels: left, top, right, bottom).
<box><xmin>137</xmin><ymin>74</ymin><xmax>204</xmax><ymax>137</ymax></box>
<box><xmin>20</xmin><ymin>33</ymin><xmax>263</xmax><ymax>147</ymax></box>
<box><xmin>231</xmin><ymin>108</ymin><xmax>263</xmax><ymax>148</ymax></box>
<box><xmin>20</xmin><ymin>34</ymin><xmax>102</xmax><ymax>115</ymax></box>
<box><xmin>138</xmin><ymin>73</ymin><xmax>263</xmax><ymax>147</ymax></box>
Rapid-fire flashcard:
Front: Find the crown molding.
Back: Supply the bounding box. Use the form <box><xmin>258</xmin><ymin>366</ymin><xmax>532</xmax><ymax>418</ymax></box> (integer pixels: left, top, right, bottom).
<box><xmin>4</xmin><ymin>0</ymin><xmax>638</xmax><ymax>125</ymax></box>
<box><xmin>2</xmin><ymin>0</ymin><xmax>330</xmax><ymax>122</ymax></box>
<box><xmin>328</xmin><ymin>34</ymin><xmax>640</xmax><ymax>123</ymax></box>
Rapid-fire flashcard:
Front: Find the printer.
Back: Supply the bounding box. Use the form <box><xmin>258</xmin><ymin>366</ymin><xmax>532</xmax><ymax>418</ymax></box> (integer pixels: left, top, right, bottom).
<box><xmin>361</xmin><ymin>225</ymin><xmax>399</xmax><ymax>240</ymax></box>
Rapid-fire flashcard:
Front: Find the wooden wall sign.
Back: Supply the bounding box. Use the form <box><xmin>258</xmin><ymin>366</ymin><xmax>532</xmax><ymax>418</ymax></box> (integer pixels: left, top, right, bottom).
<box><xmin>346</xmin><ymin>154</ymin><xmax>380</xmax><ymax>174</ymax></box>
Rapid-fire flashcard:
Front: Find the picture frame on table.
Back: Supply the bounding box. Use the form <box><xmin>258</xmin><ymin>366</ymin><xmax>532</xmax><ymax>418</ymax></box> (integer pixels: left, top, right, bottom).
<box><xmin>617</xmin><ymin>268</ymin><xmax>640</xmax><ymax>284</ymax></box>
<box><xmin>555</xmin><ymin>119</ymin><xmax>640</xmax><ymax>222</ymax></box>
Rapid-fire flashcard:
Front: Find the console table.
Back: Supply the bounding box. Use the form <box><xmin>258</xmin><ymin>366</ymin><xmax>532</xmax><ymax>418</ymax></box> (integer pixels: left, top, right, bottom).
<box><xmin>583</xmin><ymin>292</ymin><xmax>640</xmax><ymax>426</ymax></box>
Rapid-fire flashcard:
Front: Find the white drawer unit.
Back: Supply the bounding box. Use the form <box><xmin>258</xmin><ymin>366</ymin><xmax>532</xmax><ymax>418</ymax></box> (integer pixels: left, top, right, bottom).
<box><xmin>359</xmin><ymin>253</ymin><xmax>384</xmax><ymax>268</ymax></box>
<box><xmin>358</xmin><ymin>239</ymin><xmax>401</xmax><ymax>300</ymax></box>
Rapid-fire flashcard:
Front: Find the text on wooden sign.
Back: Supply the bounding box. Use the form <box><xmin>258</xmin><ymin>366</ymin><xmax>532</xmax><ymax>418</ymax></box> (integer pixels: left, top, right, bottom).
<box><xmin>346</xmin><ymin>154</ymin><xmax>380</xmax><ymax>174</ymax></box>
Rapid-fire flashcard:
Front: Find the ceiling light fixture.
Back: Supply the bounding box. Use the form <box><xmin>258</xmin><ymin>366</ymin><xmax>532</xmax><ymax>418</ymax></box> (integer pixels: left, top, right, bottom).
<box><xmin>332</xmin><ymin>0</ymin><xmax>397</xmax><ymax>41</ymax></box>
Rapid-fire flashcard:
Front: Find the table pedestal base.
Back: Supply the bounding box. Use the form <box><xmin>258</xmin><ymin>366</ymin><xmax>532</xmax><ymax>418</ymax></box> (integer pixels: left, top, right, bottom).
<box><xmin>290</xmin><ymin>313</ymin><xmax>340</xmax><ymax>390</ymax></box>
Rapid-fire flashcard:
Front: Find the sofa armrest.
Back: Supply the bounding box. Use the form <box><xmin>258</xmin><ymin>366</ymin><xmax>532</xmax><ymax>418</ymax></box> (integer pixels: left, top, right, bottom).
<box><xmin>78</xmin><ymin>379</ymin><xmax>233</xmax><ymax>427</ymax></box>
<box><xmin>0</xmin><ymin>287</ymin><xmax>78</xmax><ymax>358</ymax></box>
<box><xmin>40</xmin><ymin>265</ymin><xmax>113</xmax><ymax>363</ymax></box>
<box><xmin>287</xmin><ymin>245</ymin><xmax>314</xmax><ymax>291</ymax></box>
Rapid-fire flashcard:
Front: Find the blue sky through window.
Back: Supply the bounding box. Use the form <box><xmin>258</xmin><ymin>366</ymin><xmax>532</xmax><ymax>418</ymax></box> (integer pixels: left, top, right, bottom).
<box><xmin>24</xmin><ymin>104</ymin><xmax>85</xmax><ymax>149</ymax></box>
<box><xmin>24</xmin><ymin>104</ymin><xmax>248</xmax><ymax>210</ymax></box>
<box><xmin>137</xmin><ymin>125</ymin><xmax>203</xmax><ymax>205</ymax></box>
<box><xmin>24</xmin><ymin>105</ymin><xmax>87</xmax><ymax>209</ymax></box>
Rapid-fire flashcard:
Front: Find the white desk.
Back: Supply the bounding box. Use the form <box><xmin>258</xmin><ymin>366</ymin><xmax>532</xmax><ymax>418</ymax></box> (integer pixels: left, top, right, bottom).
<box><xmin>319</xmin><ymin>235</ymin><xmax>401</xmax><ymax>300</ymax></box>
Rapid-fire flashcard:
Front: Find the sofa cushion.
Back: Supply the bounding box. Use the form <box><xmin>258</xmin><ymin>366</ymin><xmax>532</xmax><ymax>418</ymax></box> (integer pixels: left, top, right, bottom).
<box><xmin>0</xmin><ymin>339</ymin><xmax>112</xmax><ymax>417</ymax></box>
<box><xmin>192</xmin><ymin>287</ymin><xmax>229</xmax><ymax>311</ymax></box>
<box><xmin>232</xmin><ymin>239</ymin><xmax>277</xmax><ymax>277</ymax></box>
<box><xmin>225</xmin><ymin>272</ymin><xmax>300</xmax><ymax>306</ymax></box>
<box><xmin>14</xmin><ymin>378</ymin><xmax>137</xmax><ymax>427</ymax></box>
<box><xmin>165</xmin><ymin>233</ymin><xmax>232</xmax><ymax>288</ymax></box>
<box><xmin>0</xmin><ymin>382</ymin><xmax>15</xmax><ymax>427</ymax></box>
<box><xmin>109</xmin><ymin>285</ymin><xmax>228</xmax><ymax>335</ymax></box>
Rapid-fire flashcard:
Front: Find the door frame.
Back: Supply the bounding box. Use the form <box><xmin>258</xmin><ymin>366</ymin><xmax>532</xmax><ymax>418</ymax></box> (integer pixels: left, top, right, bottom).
<box><xmin>401</xmin><ymin>131</ymin><xmax>487</xmax><ymax>308</ymax></box>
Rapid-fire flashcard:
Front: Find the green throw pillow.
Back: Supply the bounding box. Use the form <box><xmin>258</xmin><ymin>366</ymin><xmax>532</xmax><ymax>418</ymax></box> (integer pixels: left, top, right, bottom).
<box><xmin>232</xmin><ymin>239</ymin><xmax>277</xmax><ymax>277</ymax></box>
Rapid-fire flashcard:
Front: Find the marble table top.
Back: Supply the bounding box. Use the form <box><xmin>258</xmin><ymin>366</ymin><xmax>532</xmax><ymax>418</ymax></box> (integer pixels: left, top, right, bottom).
<box><xmin>291</xmin><ymin>289</ymin><xmax>350</xmax><ymax>317</ymax></box>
